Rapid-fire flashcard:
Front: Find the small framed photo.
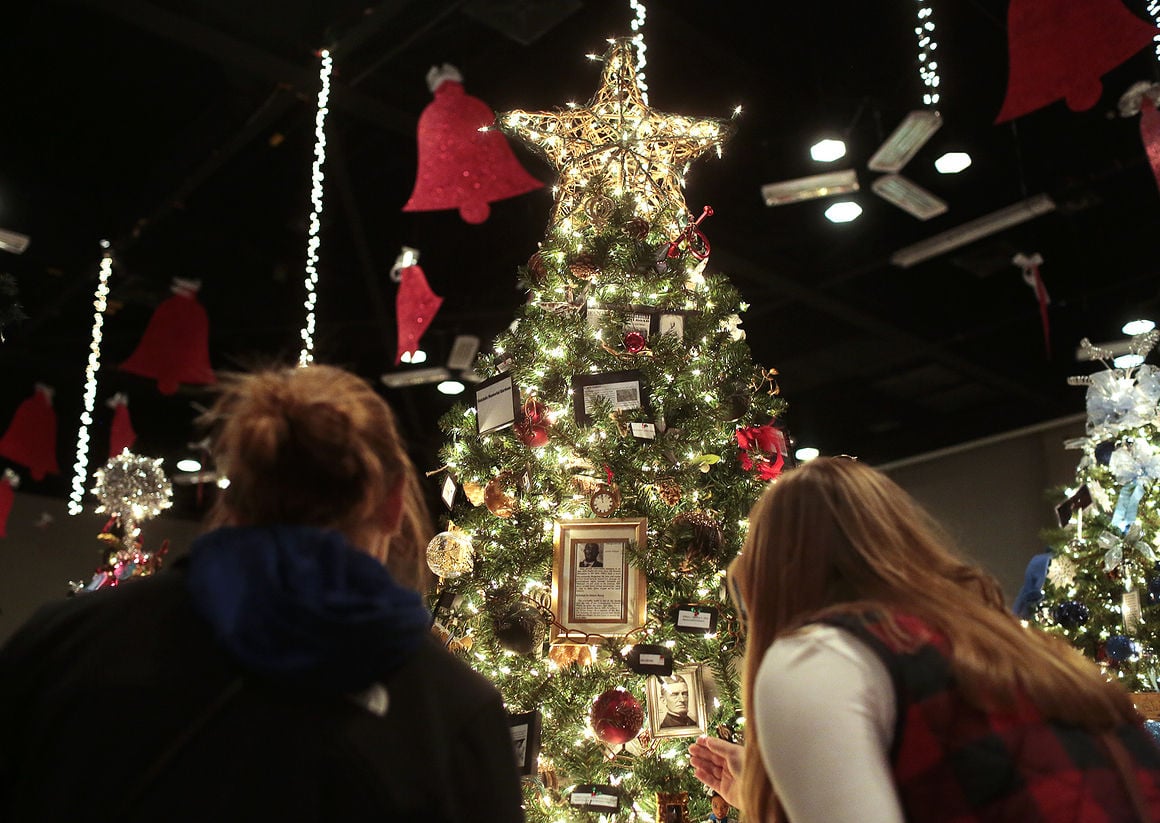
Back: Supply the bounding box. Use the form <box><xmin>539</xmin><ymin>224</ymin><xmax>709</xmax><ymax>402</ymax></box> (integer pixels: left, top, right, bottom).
<box><xmin>646</xmin><ymin>664</ymin><xmax>708</xmax><ymax>739</ymax></box>
<box><xmin>572</xmin><ymin>370</ymin><xmax>647</xmax><ymax>427</ymax></box>
<box><xmin>440</xmin><ymin>475</ymin><xmax>458</xmax><ymax>511</ymax></box>
<box><xmin>654</xmin><ymin>311</ymin><xmax>688</xmax><ymax>340</ymax></box>
<box><xmin>475</xmin><ymin>372</ymin><xmax>519</xmax><ymax>435</ymax></box>
<box><xmin>509</xmin><ymin>710</ymin><xmax>542</xmax><ymax>776</ymax></box>
<box><xmin>550</xmin><ymin>518</ymin><xmax>648</xmax><ymax>642</ymax></box>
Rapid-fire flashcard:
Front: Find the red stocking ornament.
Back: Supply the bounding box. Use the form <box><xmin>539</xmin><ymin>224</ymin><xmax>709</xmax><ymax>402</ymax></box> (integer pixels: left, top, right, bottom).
<box><xmin>403</xmin><ymin>65</ymin><xmax>542</xmax><ymax>224</ymax></box>
<box><xmin>0</xmin><ymin>384</ymin><xmax>59</xmax><ymax>481</ymax></box>
<box><xmin>996</xmin><ymin>0</ymin><xmax>1159</xmax><ymax>122</ymax></box>
<box><xmin>1014</xmin><ymin>252</ymin><xmax>1051</xmax><ymax>357</ymax></box>
<box><xmin>0</xmin><ymin>469</ymin><xmax>17</xmax><ymax>537</ymax></box>
<box><xmin>395</xmin><ymin>264</ymin><xmax>443</xmax><ymax>365</ymax></box>
<box><xmin>120</xmin><ymin>278</ymin><xmax>216</xmax><ymax>395</ymax></box>
<box><xmin>107</xmin><ymin>393</ymin><xmax>137</xmax><ymax>458</ymax></box>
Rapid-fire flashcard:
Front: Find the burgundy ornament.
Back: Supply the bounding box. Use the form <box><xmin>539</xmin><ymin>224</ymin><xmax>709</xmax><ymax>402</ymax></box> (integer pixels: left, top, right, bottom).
<box><xmin>624</xmin><ymin>331</ymin><xmax>647</xmax><ymax>354</ymax></box>
<box><xmin>590</xmin><ymin>688</ymin><xmax>644</xmax><ymax>745</ymax></box>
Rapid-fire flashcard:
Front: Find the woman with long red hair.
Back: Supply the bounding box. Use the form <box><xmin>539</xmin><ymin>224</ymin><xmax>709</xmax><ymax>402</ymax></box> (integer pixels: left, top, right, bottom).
<box><xmin>692</xmin><ymin>456</ymin><xmax>1160</xmax><ymax>822</ymax></box>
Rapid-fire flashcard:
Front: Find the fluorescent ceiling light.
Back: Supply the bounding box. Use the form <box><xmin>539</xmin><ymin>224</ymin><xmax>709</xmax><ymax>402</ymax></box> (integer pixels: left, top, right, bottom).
<box><xmin>1123</xmin><ymin>319</ymin><xmax>1156</xmax><ymax>336</ymax></box>
<box><xmin>446</xmin><ymin>334</ymin><xmax>481</xmax><ymax>370</ymax></box>
<box><xmin>1114</xmin><ymin>353</ymin><xmax>1145</xmax><ymax>369</ymax></box>
<box><xmin>176</xmin><ymin>458</ymin><xmax>202</xmax><ymax>472</ymax></box>
<box><xmin>0</xmin><ymin>228</ymin><xmax>30</xmax><ymax>254</ymax></box>
<box><xmin>761</xmin><ymin>169</ymin><xmax>859</xmax><ymax>206</ymax></box>
<box><xmin>889</xmin><ymin>193</ymin><xmax>1056</xmax><ymax>268</ymax></box>
<box><xmin>400</xmin><ymin>349</ymin><xmax>427</xmax><ymax>364</ymax></box>
<box><xmin>871</xmin><ymin>174</ymin><xmax>947</xmax><ymax>220</ymax></box>
<box><xmin>794</xmin><ymin>446</ymin><xmax>820</xmax><ymax>462</ymax></box>
<box><xmin>381</xmin><ymin>366</ymin><xmax>451</xmax><ymax>388</ymax></box>
<box><xmin>824</xmin><ymin>201</ymin><xmax>863</xmax><ymax>223</ymax></box>
<box><xmin>867</xmin><ymin>110</ymin><xmax>943</xmax><ymax>173</ymax></box>
<box><xmin>809</xmin><ymin>138</ymin><xmax>846</xmax><ymax>163</ymax></box>
<box><xmin>437</xmin><ymin>380</ymin><xmax>466</xmax><ymax>395</ymax></box>
<box><xmin>934</xmin><ymin>151</ymin><xmax>972</xmax><ymax>174</ymax></box>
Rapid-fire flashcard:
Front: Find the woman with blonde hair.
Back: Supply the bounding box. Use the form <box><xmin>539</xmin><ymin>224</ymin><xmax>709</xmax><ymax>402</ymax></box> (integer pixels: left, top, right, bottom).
<box><xmin>691</xmin><ymin>456</ymin><xmax>1160</xmax><ymax>822</ymax></box>
<box><xmin>0</xmin><ymin>364</ymin><xmax>523</xmax><ymax>822</ymax></box>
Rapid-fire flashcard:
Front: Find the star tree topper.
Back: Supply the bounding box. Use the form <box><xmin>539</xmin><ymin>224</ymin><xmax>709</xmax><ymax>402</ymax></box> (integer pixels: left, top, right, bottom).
<box><xmin>498</xmin><ymin>38</ymin><xmax>734</xmax><ymax>228</ymax></box>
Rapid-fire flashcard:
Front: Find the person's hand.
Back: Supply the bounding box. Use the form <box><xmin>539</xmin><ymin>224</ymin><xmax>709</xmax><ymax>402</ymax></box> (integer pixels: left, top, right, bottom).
<box><xmin>689</xmin><ymin>735</ymin><xmax>744</xmax><ymax>810</ymax></box>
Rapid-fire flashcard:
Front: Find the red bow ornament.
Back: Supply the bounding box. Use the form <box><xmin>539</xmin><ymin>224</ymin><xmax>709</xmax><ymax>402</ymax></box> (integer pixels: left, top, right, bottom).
<box><xmin>736</xmin><ymin>423</ymin><xmax>785</xmax><ymax>481</ymax></box>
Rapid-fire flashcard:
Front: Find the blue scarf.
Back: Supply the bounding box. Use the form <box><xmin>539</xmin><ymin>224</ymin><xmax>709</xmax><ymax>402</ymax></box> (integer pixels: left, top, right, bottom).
<box><xmin>187</xmin><ymin>525</ymin><xmax>430</xmax><ymax>692</ymax></box>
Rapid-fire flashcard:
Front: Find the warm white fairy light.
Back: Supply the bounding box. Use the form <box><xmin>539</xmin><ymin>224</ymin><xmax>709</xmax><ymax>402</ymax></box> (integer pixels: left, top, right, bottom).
<box><xmin>68</xmin><ymin>246</ymin><xmax>113</xmax><ymax>515</ymax></box>
<box><xmin>298</xmin><ymin>49</ymin><xmax>333</xmax><ymax>367</ymax></box>
<box><xmin>629</xmin><ymin>0</ymin><xmax>648</xmax><ymax>104</ymax></box>
<box><xmin>1150</xmin><ymin>1</ymin><xmax>1160</xmax><ymax>62</ymax></box>
<box><xmin>913</xmin><ymin>1</ymin><xmax>941</xmax><ymax>106</ymax></box>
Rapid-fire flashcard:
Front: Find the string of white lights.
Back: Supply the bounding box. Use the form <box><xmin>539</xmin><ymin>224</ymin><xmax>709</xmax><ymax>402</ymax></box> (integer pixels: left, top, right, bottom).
<box><xmin>68</xmin><ymin>245</ymin><xmax>113</xmax><ymax>515</ymax></box>
<box><xmin>298</xmin><ymin>49</ymin><xmax>334</xmax><ymax>367</ymax></box>
<box><xmin>1149</xmin><ymin>0</ymin><xmax>1160</xmax><ymax>63</ymax></box>
<box><xmin>629</xmin><ymin>0</ymin><xmax>648</xmax><ymax>104</ymax></box>
<box><xmin>913</xmin><ymin>0</ymin><xmax>941</xmax><ymax>107</ymax></box>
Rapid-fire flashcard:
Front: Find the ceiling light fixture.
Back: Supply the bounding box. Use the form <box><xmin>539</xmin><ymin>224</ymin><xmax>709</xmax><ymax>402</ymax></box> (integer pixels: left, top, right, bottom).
<box><xmin>381</xmin><ymin>366</ymin><xmax>451</xmax><ymax>388</ymax></box>
<box><xmin>870</xmin><ymin>174</ymin><xmax>947</xmax><ymax>220</ymax></box>
<box><xmin>446</xmin><ymin>334</ymin><xmax>481</xmax><ymax>370</ymax></box>
<box><xmin>0</xmin><ymin>228</ymin><xmax>30</xmax><ymax>254</ymax></box>
<box><xmin>437</xmin><ymin>380</ymin><xmax>466</xmax><ymax>395</ymax></box>
<box><xmin>809</xmin><ymin>138</ymin><xmax>846</xmax><ymax>163</ymax></box>
<box><xmin>794</xmin><ymin>446</ymin><xmax>820</xmax><ymax>462</ymax></box>
<box><xmin>761</xmin><ymin>169</ymin><xmax>859</xmax><ymax>206</ymax></box>
<box><xmin>867</xmin><ymin>110</ymin><xmax>943</xmax><ymax>173</ymax></box>
<box><xmin>934</xmin><ymin>151</ymin><xmax>971</xmax><ymax>174</ymax></box>
<box><xmin>176</xmin><ymin>458</ymin><xmax>202</xmax><ymax>473</ymax></box>
<box><xmin>889</xmin><ymin>193</ymin><xmax>1056</xmax><ymax>267</ymax></box>
<box><xmin>824</xmin><ymin>201</ymin><xmax>863</xmax><ymax>223</ymax></box>
<box><xmin>1123</xmin><ymin>319</ymin><xmax>1156</xmax><ymax>335</ymax></box>
<box><xmin>1114</xmin><ymin>353</ymin><xmax>1146</xmax><ymax>369</ymax></box>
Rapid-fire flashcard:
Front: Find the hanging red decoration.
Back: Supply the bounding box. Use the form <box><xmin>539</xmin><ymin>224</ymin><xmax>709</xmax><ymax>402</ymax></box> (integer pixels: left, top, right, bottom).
<box><xmin>590</xmin><ymin>687</ymin><xmax>644</xmax><ymax>746</ymax></box>
<box><xmin>395</xmin><ymin>264</ymin><xmax>443</xmax><ymax>365</ymax></box>
<box><xmin>1014</xmin><ymin>252</ymin><xmax>1051</xmax><ymax>357</ymax></box>
<box><xmin>514</xmin><ymin>397</ymin><xmax>550</xmax><ymax>448</ymax></box>
<box><xmin>995</xmin><ymin>1</ymin><xmax>1159</xmax><ymax>123</ymax></box>
<box><xmin>0</xmin><ymin>469</ymin><xmax>18</xmax><ymax>537</ymax></box>
<box><xmin>403</xmin><ymin>65</ymin><xmax>543</xmax><ymax>224</ymax></box>
<box><xmin>107</xmin><ymin>393</ymin><xmax>136</xmax><ymax>458</ymax></box>
<box><xmin>1144</xmin><ymin>99</ymin><xmax>1160</xmax><ymax>192</ymax></box>
<box><xmin>119</xmin><ymin>278</ymin><xmax>216</xmax><ymax>395</ymax></box>
<box><xmin>0</xmin><ymin>384</ymin><xmax>59</xmax><ymax>481</ymax></box>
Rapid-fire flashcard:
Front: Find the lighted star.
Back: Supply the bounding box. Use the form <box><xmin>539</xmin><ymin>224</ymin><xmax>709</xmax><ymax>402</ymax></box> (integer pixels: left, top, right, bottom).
<box><xmin>498</xmin><ymin>38</ymin><xmax>733</xmax><ymax>228</ymax></box>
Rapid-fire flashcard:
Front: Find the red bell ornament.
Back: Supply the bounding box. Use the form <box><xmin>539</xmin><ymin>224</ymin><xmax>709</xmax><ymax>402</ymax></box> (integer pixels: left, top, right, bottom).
<box><xmin>995</xmin><ymin>0</ymin><xmax>1159</xmax><ymax>123</ymax></box>
<box><xmin>120</xmin><ymin>278</ymin><xmax>216</xmax><ymax>395</ymax></box>
<box><xmin>403</xmin><ymin>65</ymin><xmax>543</xmax><ymax>224</ymax></box>
<box><xmin>107</xmin><ymin>393</ymin><xmax>136</xmax><ymax>459</ymax></box>
<box><xmin>0</xmin><ymin>384</ymin><xmax>59</xmax><ymax>481</ymax></box>
<box><xmin>394</xmin><ymin>264</ymin><xmax>443</xmax><ymax>365</ymax></box>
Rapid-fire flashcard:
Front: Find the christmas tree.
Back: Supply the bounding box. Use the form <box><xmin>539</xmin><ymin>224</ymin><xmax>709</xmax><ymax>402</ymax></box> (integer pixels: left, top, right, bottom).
<box><xmin>1033</xmin><ymin>330</ymin><xmax>1160</xmax><ymax>693</ymax></box>
<box><xmin>428</xmin><ymin>40</ymin><xmax>788</xmax><ymax>821</ymax></box>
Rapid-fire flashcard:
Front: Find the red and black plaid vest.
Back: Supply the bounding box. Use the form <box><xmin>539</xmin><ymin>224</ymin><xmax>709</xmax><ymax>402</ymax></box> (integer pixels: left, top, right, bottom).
<box><xmin>817</xmin><ymin>610</ymin><xmax>1160</xmax><ymax>822</ymax></box>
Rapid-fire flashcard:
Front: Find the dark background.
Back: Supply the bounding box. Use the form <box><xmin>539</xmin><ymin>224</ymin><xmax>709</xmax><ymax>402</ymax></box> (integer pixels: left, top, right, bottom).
<box><xmin>2</xmin><ymin>0</ymin><xmax>1159</xmax><ymax>521</ymax></box>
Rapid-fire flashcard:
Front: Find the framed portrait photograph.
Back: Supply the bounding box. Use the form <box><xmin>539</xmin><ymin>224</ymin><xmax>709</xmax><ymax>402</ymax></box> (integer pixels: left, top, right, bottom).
<box><xmin>550</xmin><ymin>518</ymin><xmax>648</xmax><ymax>642</ymax></box>
<box><xmin>475</xmin><ymin>372</ymin><xmax>519</xmax><ymax>434</ymax></box>
<box><xmin>654</xmin><ymin>311</ymin><xmax>688</xmax><ymax>340</ymax></box>
<box><xmin>509</xmin><ymin>710</ymin><xmax>542</xmax><ymax>776</ymax></box>
<box><xmin>646</xmin><ymin>664</ymin><xmax>708</xmax><ymax>739</ymax></box>
<box><xmin>571</xmin><ymin>369</ymin><xmax>647</xmax><ymax>427</ymax></box>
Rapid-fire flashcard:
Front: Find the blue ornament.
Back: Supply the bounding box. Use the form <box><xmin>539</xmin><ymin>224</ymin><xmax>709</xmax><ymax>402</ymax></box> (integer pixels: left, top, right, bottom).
<box><xmin>1053</xmin><ymin>600</ymin><xmax>1090</xmax><ymax>629</ymax></box>
<box><xmin>1106</xmin><ymin>635</ymin><xmax>1134</xmax><ymax>661</ymax></box>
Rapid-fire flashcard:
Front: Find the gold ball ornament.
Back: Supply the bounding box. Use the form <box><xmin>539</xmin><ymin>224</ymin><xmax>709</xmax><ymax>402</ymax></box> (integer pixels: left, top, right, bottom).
<box><xmin>462</xmin><ymin>481</ymin><xmax>485</xmax><ymax>507</ymax></box>
<box><xmin>583</xmin><ymin>194</ymin><xmax>615</xmax><ymax>225</ymax></box>
<box><xmin>425</xmin><ymin>530</ymin><xmax>475</xmax><ymax>579</ymax></box>
<box><xmin>484</xmin><ymin>477</ymin><xmax>516</xmax><ymax>517</ymax></box>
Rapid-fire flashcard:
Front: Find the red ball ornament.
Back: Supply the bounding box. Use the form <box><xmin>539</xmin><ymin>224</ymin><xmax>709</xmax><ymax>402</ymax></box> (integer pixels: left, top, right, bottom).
<box><xmin>590</xmin><ymin>687</ymin><xmax>644</xmax><ymax>745</ymax></box>
<box><xmin>624</xmin><ymin>331</ymin><xmax>647</xmax><ymax>354</ymax></box>
<box><xmin>516</xmin><ymin>422</ymin><xmax>550</xmax><ymax>448</ymax></box>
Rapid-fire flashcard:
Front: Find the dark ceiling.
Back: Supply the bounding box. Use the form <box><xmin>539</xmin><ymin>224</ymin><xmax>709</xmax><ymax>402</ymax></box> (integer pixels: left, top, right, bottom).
<box><xmin>3</xmin><ymin>0</ymin><xmax>1160</xmax><ymax>519</ymax></box>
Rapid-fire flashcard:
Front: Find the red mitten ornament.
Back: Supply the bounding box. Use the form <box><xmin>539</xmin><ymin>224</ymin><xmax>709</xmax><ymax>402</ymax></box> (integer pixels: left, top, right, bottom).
<box><xmin>107</xmin><ymin>393</ymin><xmax>137</xmax><ymax>459</ymax></box>
<box><xmin>395</xmin><ymin>265</ymin><xmax>443</xmax><ymax>365</ymax></box>
<box><xmin>996</xmin><ymin>0</ymin><xmax>1159</xmax><ymax>122</ymax></box>
<box><xmin>403</xmin><ymin>64</ymin><xmax>542</xmax><ymax>224</ymax></box>
<box><xmin>0</xmin><ymin>469</ymin><xmax>18</xmax><ymax>537</ymax></box>
<box><xmin>0</xmin><ymin>384</ymin><xmax>59</xmax><ymax>481</ymax></box>
<box><xmin>120</xmin><ymin>278</ymin><xmax>216</xmax><ymax>395</ymax></box>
